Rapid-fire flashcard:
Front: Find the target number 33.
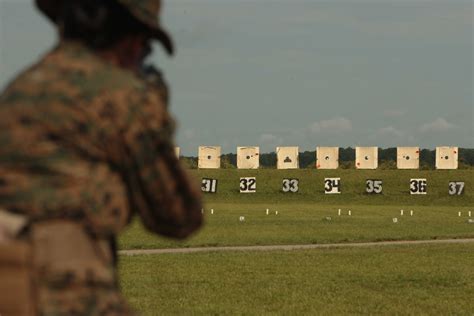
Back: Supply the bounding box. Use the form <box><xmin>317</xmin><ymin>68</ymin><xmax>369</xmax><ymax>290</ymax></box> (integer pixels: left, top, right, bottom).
<box><xmin>282</xmin><ymin>179</ymin><xmax>299</xmax><ymax>193</ymax></box>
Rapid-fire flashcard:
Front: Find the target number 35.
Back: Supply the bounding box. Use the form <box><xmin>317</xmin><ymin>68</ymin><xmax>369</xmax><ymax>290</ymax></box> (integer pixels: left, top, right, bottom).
<box><xmin>366</xmin><ymin>179</ymin><xmax>383</xmax><ymax>194</ymax></box>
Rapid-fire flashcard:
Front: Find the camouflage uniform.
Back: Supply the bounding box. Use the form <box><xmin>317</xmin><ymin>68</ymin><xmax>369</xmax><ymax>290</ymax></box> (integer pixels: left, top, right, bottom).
<box><xmin>0</xmin><ymin>1</ymin><xmax>202</xmax><ymax>315</ymax></box>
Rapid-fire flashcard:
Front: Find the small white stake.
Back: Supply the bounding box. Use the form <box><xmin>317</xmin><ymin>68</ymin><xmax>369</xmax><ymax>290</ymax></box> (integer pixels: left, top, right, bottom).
<box><xmin>400</xmin><ymin>209</ymin><xmax>404</xmax><ymax>216</ymax></box>
<box><xmin>211</xmin><ymin>209</ymin><xmax>214</xmax><ymax>215</ymax></box>
<box><xmin>348</xmin><ymin>210</ymin><xmax>352</xmax><ymax>216</ymax></box>
<box><xmin>338</xmin><ymin>209</ymin><xmax>341</xmax><ymax>216</ymax></box>
<box><xmin>458</xmin><ymin>212</ymin><xmax>462</xmax><ymax>217</ymax></box>
<box><xmin>410</xmin><ymin>210</ymin><xmax>413</xmax><ymax>216</ymax></box>
<box><xmin>266</xmin><ymin>209</ymin><xmax>269</xmax><ymax>215</ymax></box>
<box><xmin>275</xmin><ymin>211</ymin><xmax>278</xmax><ymax>215</ymax></box>
<box><xmin>469</xmin><ymin>211</ymin><xmax>472</xmax><ymax>217</ymax></box>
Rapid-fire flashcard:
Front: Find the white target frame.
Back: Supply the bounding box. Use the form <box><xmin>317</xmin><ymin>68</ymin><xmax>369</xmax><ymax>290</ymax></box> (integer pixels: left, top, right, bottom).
<box><xmin>237</xmin><ymin>146</ymin><xmax>260</xmax><ymax>169</ymax></box>
<box><xmin>276</xmin><ymin>147</ymin><xmax>299</xmax><ymax>169</ymax></box>
<box><xmin>316</xmin><ymin>147</ymin><xmax>339</xmax><ymax>169</ymax></box>
<box><xmin>436</xmin><ymin>146</ymin><xmax>458</xmax><ymax>170</ymax></box>
<box><xmin>198</xmin><ymin>146</ymin><xmax>221</xmax><ymax>169</ymax></box>
<box><xmin>355</xmin><ymin>147</ymin><xmax>378</xmax><ymax>169</ymax></box>
<box><xmin>397</xmin><ymin>147</ymin><xmax>419</xmax><ymax>169</ymax></box>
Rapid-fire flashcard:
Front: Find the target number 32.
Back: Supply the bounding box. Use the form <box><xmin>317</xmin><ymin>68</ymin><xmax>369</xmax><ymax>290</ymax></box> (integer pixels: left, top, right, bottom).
<box><xmin>240</xmin><ymin>177</ymin><xmax>256</xmax><ymax>193</ymax></box>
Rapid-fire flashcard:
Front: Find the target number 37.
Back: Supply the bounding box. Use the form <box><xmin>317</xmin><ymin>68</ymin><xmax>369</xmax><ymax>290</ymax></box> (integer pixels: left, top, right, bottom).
<box><xmin>448</xmin><ymin>181</ymin><xmax>465</xmax><ymax>196</ymax></box>
<box><xmin>282</xmin><ymin>179</ymin><xmax>299</xmax><ymax>193</ymax></box>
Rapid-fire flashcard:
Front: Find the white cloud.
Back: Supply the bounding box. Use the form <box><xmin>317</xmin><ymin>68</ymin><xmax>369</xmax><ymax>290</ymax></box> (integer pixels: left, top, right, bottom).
<box><xmin>419</xmin><ymin>118</ymin><xmax>456</xmax><ymax>133</ymax></box>
<box><xmin>259</xmin><ymin>133</ymin><xmax>282</xmax><ymax>144</ymax></box>
<box><xmin>309</xmin><ymin>117</ymin><xmax>352</xmax><ymax>134</ymax></box>
<box><xmin>377</xmin><ymin>126</ymin><xmax>404</xmax><ymax>138</ymax></box>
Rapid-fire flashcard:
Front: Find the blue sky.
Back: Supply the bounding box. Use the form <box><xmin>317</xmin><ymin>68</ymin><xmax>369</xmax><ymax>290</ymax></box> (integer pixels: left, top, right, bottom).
<box><xmin>0</xmin><ymin>0</ymin><xmax>472</xmax><ymax>154</ymax></box>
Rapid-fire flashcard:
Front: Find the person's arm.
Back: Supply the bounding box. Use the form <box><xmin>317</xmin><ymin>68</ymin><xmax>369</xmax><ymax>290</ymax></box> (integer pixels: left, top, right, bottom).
<box><xmin>117</xmin><ymin>89</ymin><xmax>203</xmax><ymax>239</ymax></box>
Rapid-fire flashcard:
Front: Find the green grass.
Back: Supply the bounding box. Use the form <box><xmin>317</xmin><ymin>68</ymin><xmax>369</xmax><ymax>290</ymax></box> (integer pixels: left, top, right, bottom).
<box><xmin>119</xmin><ymin>204</ymin><xmax>474</xmax><ymax>250</ymax></box>
<box><xmin>119</xmin><ymin>169</ymin><xmax>473</xmax><ymax>250</ymax></box>
<box><xmin>119</xmin><ymin>243</ymin><xmax>474</xmax><ymax>315</ymax></box>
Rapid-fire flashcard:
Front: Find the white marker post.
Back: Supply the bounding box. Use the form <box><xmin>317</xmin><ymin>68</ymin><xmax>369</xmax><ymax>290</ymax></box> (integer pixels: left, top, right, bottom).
<box><xmin>410</xmin><ymin>210</ymin><xmax>414</xmax><ymax>216</ymax></box>
<box><xmin>338</xmin><ymin>209</ymin><xmax>341</xmax><ymax>216</ymax></box>
<box><xmin>348</xmin><ymin>210</ymin><xmax>352</xmax><ymax>216</ymax></box>
<box><xmin>400</xmin><ymin>209</ymin><xmax>404</xmax><ymax>216</ymax></box>
<box><xmin>275</xmin><ymin>211</ymin><xmax>278</xmax><ymax>215</ymax></box>
<box><xmin>266</xmin><ymin>209</ymin><xmax>269</xmax><ymax>215</ymax></box>
<box><xmin>458</xmin><ymin>212</ymin><xmax>462</xmax><ymax>217</ymax></box>
<box><xmin>469</xmin><ymin>211</ymin><xmax>472</xmax><ymax>217</ymax></box>
<box><xmin>211</xmin><ymin>209</ymin><xmax>214</xmax><ymax>215</ymax></box>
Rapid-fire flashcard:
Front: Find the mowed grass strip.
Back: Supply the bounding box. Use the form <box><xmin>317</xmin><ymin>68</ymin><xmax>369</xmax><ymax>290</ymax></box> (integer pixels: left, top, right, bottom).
<box><xmin>119</xmin><ymin>243</ymin><xmax>474</xmax><ymax>315</ymax></box>
<box><xmin>119</xmin><ymin>204</ymin><xmax>474</xmax><ymax>250</ymax></box>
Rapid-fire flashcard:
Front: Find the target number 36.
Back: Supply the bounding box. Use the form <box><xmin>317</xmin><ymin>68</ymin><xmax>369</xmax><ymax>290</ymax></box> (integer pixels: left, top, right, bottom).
<box><xmin>410</xmin><ymin>178</ymin><xmax>427</xmax><ymax>195</ymax></box>
<box><xmin>366</xmin><ymin>179</ymin><xmax>383</xmax><ymax>194</ymax></box>
<box><xmin>282</xmin><ymin>179</ymin><xmax>299</xmax><ymax>193</ymax></box>
<box><xmin>448</xmin><ymin>181</ymin><xmax>465</xmax><ymax>196</ymax></box>
<box><xmin>240</xmin><ymin>177</ymin><xmax>256</xmax><ymax>193</ymax></box>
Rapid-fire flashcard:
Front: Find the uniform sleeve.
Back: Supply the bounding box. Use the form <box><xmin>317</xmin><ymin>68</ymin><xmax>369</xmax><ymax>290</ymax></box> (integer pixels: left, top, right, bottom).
<box><xmin>117</xmin><ymin>89</ymin><xmax>203</xmax><ymax>239</ymax></box>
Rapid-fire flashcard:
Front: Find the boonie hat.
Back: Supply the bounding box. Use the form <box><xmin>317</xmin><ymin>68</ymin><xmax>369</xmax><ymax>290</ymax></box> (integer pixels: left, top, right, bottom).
<box><xmin>35</xmin><ymin>0</ymin><xmax>174</xmax><ymax>54</ymax></box>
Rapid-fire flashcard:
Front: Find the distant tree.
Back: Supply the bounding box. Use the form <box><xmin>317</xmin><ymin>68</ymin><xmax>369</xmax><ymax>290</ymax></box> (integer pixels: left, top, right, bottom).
<box><xmin>299</xmin><ymin>151</ymin><xmax>316</xmax><ymax>168</ymax></box>
<box><xmin>181</xmin><ymin>156</ymin><xmax>197</xmax><ymax>169</ymax></box>
<box><xmin>221</xmin><ymin>154</ymin><xmax>236</xmax><ymax>169</ymax></box>
<box><xmin>339</xmin><ymin>147</ymin><xmax>355</xmax><ymax>162</ymax></box>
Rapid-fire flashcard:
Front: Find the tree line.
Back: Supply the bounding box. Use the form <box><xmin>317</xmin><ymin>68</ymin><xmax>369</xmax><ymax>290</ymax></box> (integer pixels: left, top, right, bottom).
<box><xmin>181</xmin><ymin>148</ymin><xmax>474</xmax><ymax>169</ymax></box>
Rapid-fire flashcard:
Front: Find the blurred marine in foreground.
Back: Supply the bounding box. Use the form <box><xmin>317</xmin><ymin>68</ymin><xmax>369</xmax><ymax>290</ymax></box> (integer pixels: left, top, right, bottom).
<box><xmin>0</xmin><ymin>0</ymin><xmax>202</xmax><ymax>315</ymax></box>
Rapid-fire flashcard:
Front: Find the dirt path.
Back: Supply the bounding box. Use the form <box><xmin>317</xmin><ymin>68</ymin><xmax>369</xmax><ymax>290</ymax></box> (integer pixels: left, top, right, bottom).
<box><xmin>119</xmin><ymin>238</ymin><xmax>474</xmax><ymax>256</ymax></box>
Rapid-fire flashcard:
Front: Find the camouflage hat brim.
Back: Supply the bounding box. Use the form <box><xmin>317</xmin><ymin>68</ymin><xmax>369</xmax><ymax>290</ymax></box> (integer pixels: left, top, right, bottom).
<box><xmin>35</xmin><ymin>0</ymin><xmax>174</xmax><ymax>55</ymax></box>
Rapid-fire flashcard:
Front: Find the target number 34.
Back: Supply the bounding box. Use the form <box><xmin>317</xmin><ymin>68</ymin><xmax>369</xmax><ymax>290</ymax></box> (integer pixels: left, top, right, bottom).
<box><xmin>282</xmin><ymin>179</ymin><xmax>299</xmax><ymax>193</ymax></box>
<box><xmin>324</xmin><ymin>178</ymin><xmax>341</xmax><ymax>194</ymax></box>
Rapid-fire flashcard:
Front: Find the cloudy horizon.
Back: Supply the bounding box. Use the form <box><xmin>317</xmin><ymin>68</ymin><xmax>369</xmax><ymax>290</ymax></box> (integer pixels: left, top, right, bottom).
<box><xmin>1</xmin><ymin>0</ymin><xmax>472</xmax><ymax>154</ymax></box>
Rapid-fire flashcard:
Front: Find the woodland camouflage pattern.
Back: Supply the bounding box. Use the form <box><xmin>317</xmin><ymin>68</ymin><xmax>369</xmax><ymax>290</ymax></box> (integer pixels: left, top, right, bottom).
<box><xmin>0</xmin><ymin>40</ymin><xmax>202</xmax><ymax>314</ymax></box>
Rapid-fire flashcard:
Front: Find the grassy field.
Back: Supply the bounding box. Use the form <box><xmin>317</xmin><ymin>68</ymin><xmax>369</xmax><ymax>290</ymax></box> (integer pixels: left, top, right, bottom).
<box><xmin>118</xmin><ymin>169</ymin><xmax>473</xmax><ymax>315</ymax></box>
<box><xmin>119</xmin><ymin>243</ymin><xmax>474</xmax><ymax>315</ymax></box>
<box><xmin>118</xmin><ymin>169</ymin><xmax>473</xmax><ymax>250</ymax></box>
